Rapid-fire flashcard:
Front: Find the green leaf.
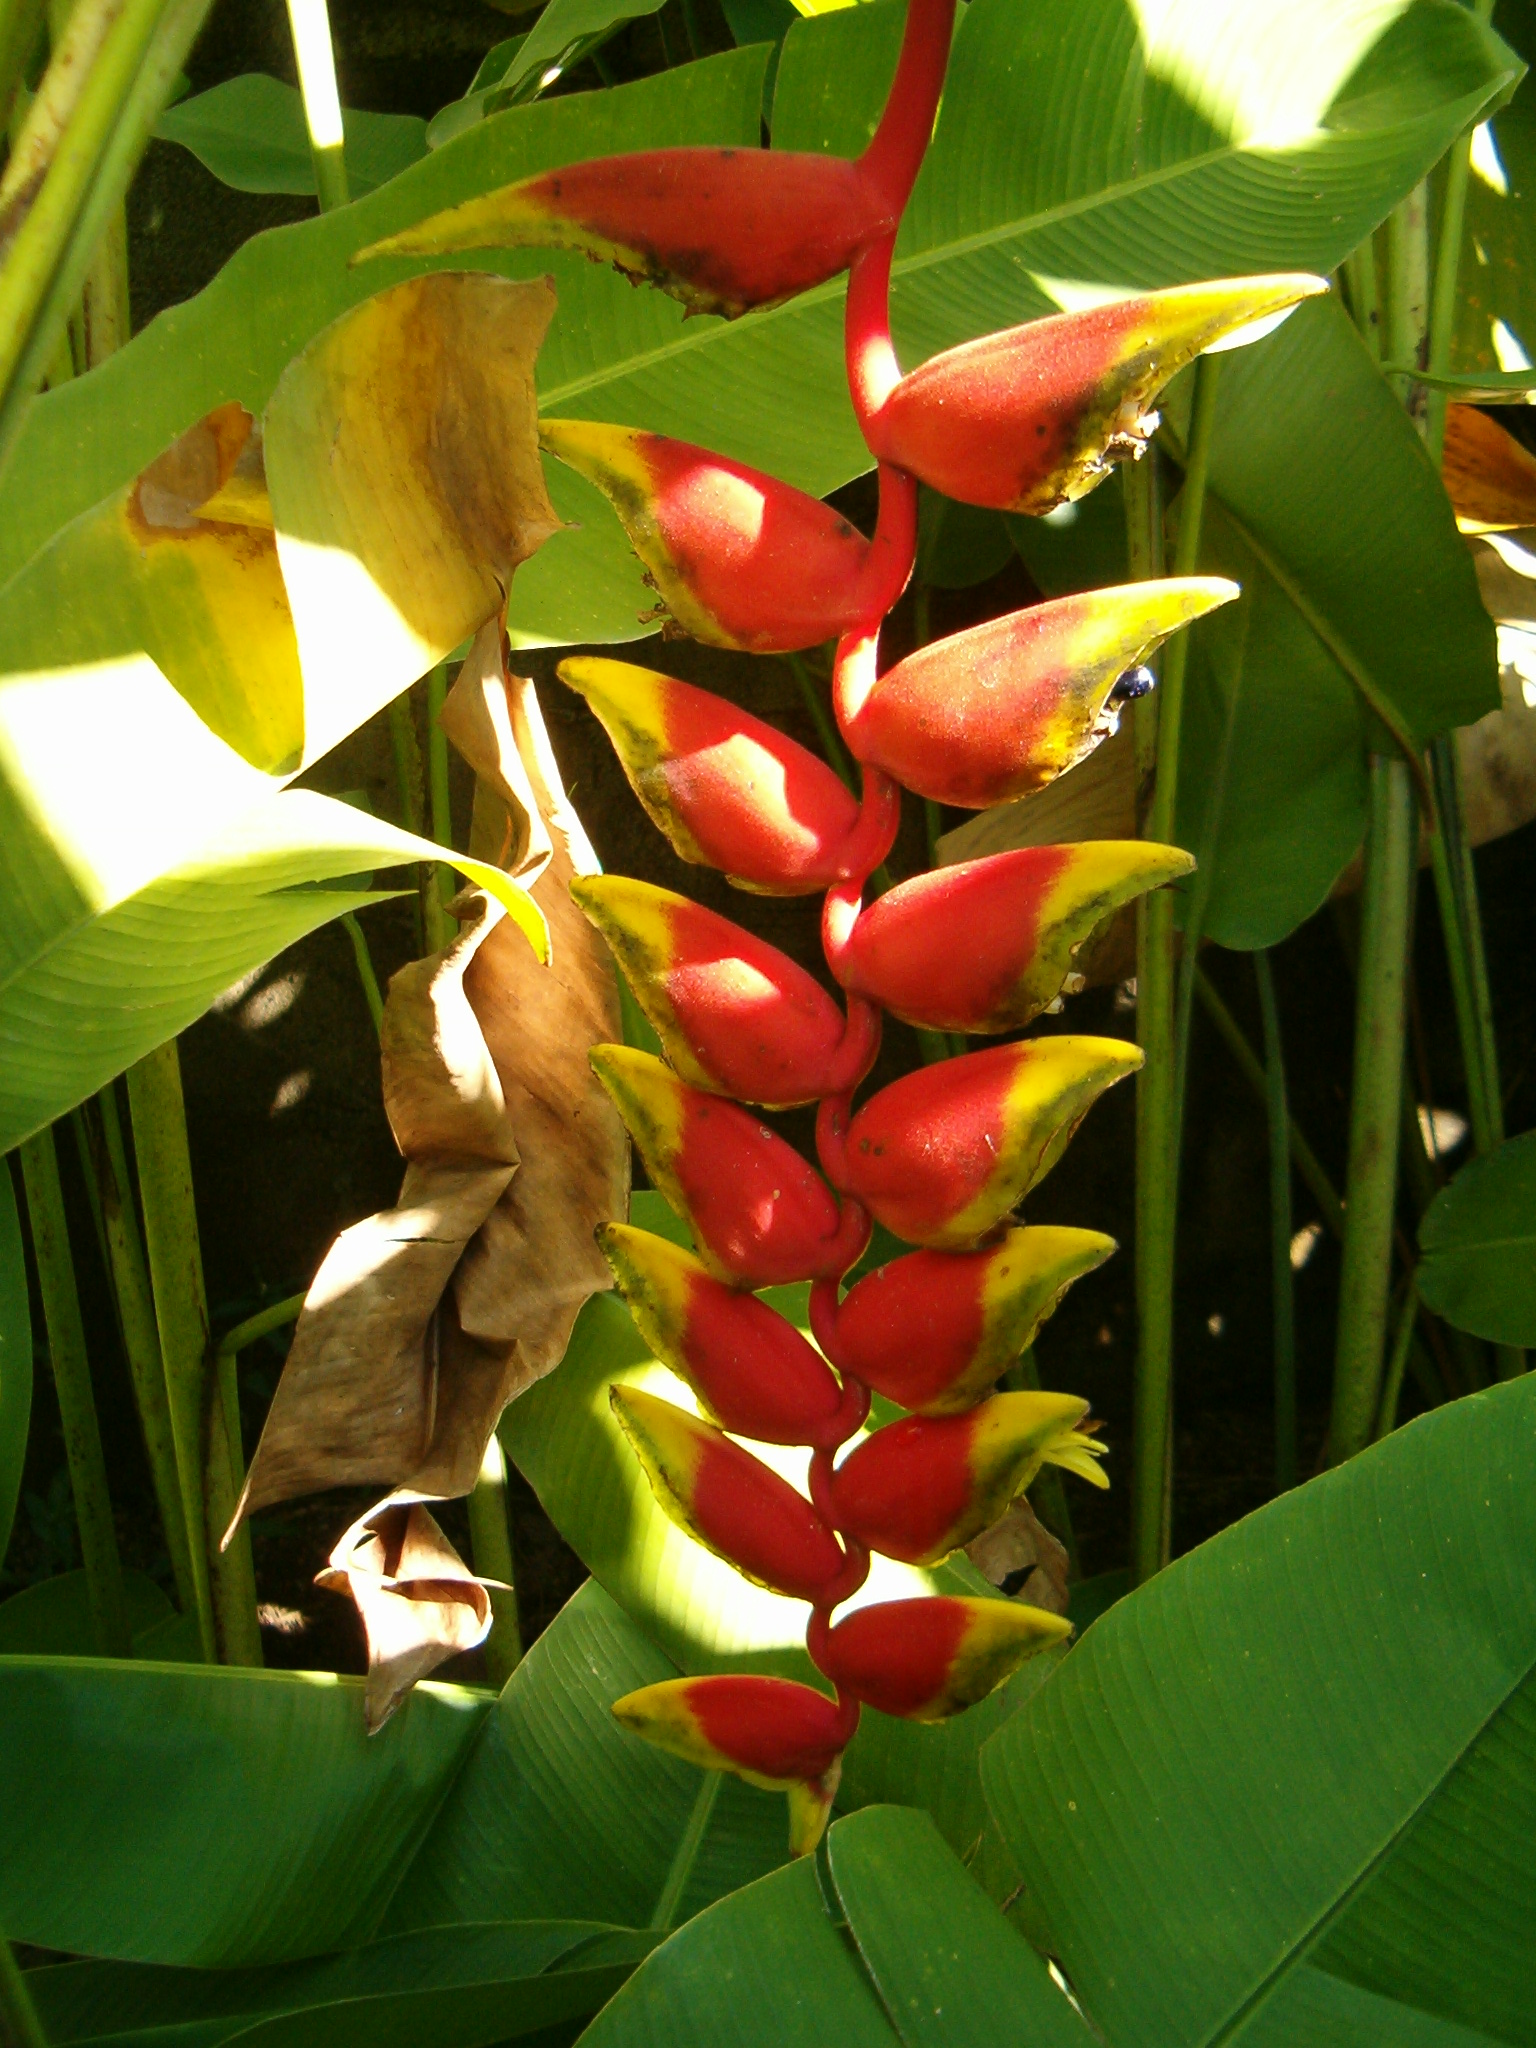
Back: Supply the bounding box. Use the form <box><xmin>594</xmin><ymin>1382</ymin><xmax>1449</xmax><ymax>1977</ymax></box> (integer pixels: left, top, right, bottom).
<box><xmin>30</xmin><ymin>1924</ymin><xmax>646</xmax><ymax>2046</ymax></box>
<box><xmin>0</xmin><ymin>1158</ymin><xmax>28</xmax><ymax>1567</ymax></box>
<box><xmin>0</xmin><ymin>1658</ymin><xmax>491</xmax><ymax>1965</ymax></box>
<box><xmin>0</xmin><ymin>1</ymin><xmax>1515</xmax><ymax>650</ymax></box>
<box><xmin>1453</xmin><ymin>6</ymin><xmax>1536</xmax><ymax>376</ymax></box>
<box><xmin>1416</xmin><ymin>1131</ymin><xmax>1536</xmax><ymax>1345</ymax></box>
<box><xmin>0</xmin><ymin>656</ymin><xmax>545</xmax><ymax>1151</ymax></box>
<box><xmin>915</xmin><ymin>489</ymin><xmax>1013</xmax><ymax>593</ymax></box>
<box><xmin>387</xmin><ymin>1578</ymin><xmax>789</xmax><ymax>1936</ymax></box>
<box><xmin>826</xmin><ymin>1806</ymin><xmax>1094</xmax><ymax>2047</ymax></box>
<box><xmin>154</xmin><ymin>76</ymin><xmax>428</xmax><ymax>197</ymax></box>
<box><xmin>1234</xmin><ymin>1966</ymin><xmax>1508</xmax><ymax>2047</ymax></box>
<box><xmin>980</xmin><ymin>1375</ymin><xmax>1536</xmax><ymax>2048</ymax></box>
<box><xmin>0</xmin><ymin>1565</ymin><xmax>174</xmax><ymax>1654</ymax></box>
<box><xmin>428</xmin><ymin>0</ymin><xmax>669</xmax><ymax>147</ymax></box>
<box><xmin>577</xmin><ymin>1854</ymin><xmax>902</xmax><ymax>2048</ymax></box>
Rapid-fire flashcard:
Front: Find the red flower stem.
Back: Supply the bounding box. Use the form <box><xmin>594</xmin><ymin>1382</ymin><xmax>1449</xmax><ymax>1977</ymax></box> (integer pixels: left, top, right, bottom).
<box><xmin>857</xmin><ymin>0</ymin><xmax>957</xmax><ymax>211</ymax></box>
<box><xmin>846</xmin><ymin>236</ymin><xmax>901</xmax><ymax>430</ymax></box>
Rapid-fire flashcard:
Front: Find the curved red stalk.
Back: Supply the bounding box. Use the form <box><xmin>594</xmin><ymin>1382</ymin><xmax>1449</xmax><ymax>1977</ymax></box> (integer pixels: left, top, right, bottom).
<box><xmin>857</xmin><ymin>0</ymin><xmax>958</xmax><ymax>211</ymax></box>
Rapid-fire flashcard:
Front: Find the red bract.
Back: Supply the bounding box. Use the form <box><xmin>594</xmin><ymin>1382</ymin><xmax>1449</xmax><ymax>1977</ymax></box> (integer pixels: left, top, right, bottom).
<box><xmin>836</xmin><ymin>580</ymin><xmax>1236</xmax><ymax>807</ymax></box>
<box><xmin>591</xmin><ymin>1046</ymin><xmax>870</xmax><ymax>1286</ymax></box>
<box><xmin>862</xmin><ymin>276</ymin><xmax>1326</xmax><ymax>511</ymax></box>
<box><xmin>610</xmin><ymin>1385</ymin><xmax>852</xmax><ymax>1601</ymax></box>
<box><xmin>812</xmin><ymin>1596</ymin><xmax>1070</xmax><ymax>1719</ymax></box>
<box><xmin>599</xmin><ymin>1223</ymin><xmax>855</xmax><ymax>1448</ymax></box>
<box><xmin>818</xmin><ymin>1226</ymin><xmax>1115</xmax><ymax>1414</ymax></box>
<box><xmin>560</xmin><ymin>657</ymin><xmax>898</xmax><ymax>895</ymax></box>
<box><xmin>828</xmin><ymin>842</ymin><xmax>1194</xmax><ymax>1033</ymax></box>
<box><xmin>816</xmin><ymin>1039</ymin><xmax>1142</xmax><ymax>1249</ymax></box>
<box><xmin>571</xmin><ymin>874</ymin><xmax>879</xmax><ymax>1107</ymax></box>
<box><xmin>540</xmin><ymin>422</ymin><xmax>885</xmax><ymax>653</ymax></box>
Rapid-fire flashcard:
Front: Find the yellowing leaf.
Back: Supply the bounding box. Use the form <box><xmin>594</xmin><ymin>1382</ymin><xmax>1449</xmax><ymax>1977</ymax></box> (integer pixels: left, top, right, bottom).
<box><xmin>1442</xmin><ymin>403</ymin><xmax>1536</xmax><ymax>534</ymax></box>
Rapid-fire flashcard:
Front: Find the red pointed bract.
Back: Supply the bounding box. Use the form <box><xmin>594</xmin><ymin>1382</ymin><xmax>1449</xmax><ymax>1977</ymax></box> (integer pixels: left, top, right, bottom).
<box><xmin>814</xmin><ymin>1596</ymin><xmax>1070</xmax><ymax>1719</ymax></box>
<box><xmin>592</xmin><ymin>1047</ymin><xmax>871</xmax><ymax>1286</ymax></box>
<box><xmin>836</xmin><ymin>582</ymin><xmax>1235</xmax><ymax>808</ymax></box>
<box><xmin>560</xmin><ymin>658</ymin><xmax>898</xmax><ymax>895</ymax></box>
<box><xmin>571</xmin><ymin>874</ymin><xmax>879</xmax><ymax>1108</ymax></box>
<box><xmin>599</xmin><ymin>1223</ymin><xmax>849</xmax><ymax>1446</ymax></box>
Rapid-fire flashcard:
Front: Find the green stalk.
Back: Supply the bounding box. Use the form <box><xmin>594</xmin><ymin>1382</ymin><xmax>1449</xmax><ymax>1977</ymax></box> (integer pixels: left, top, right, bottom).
<box><xmin>1191</xmin><ymin>968</ymin><xmax>1346</xmax><ymax>1239</ymax></box>
<box><xmin>89</xmin><ymin>1084</ymin><xmax>197</xmax><ymax>1614</ymax></box>
<box><xmin>0</xmin><ymin>0</ymin><xmax>47</xmax><ymax>132</ymax></box>
<box><xmin>1129</xmin><ymin>356</ymin><xmax>1220</xmax><ymax>1583</ymax></box>
<box><xmin>341</xmin><ymin>911</ymin><xmax>384</xmax><ymax>1033</ymax></box>
<box><xmin>16</xmin><ymin>1128</ymin><xmax>132</xmax><ymax>1656</ymax></box>
<box><xmin>649</xmin><ymin>1769</ymin><xmax>723</xmax><ymax>1932</ymax></box>
<box><xmin>66</xmin><ymin>1105</ymin><xmax>115</xmax><ymax>1329</ymax></box>
<box><xmin>284</xmin><ymin>0</ymin><xmax>349</xmax><ymax>212</ymax></box>
<box><xmin>469</xmin><ymin>1430</ymin><xmax>522</xmax><ymax>1684</ymax></box>
<box><xmin>1329</xmin><ymin>755</ymin><xmax>1416</xmax><ymax>1463</ymax></box>
<box><xmin>1375</xmin><ymin>1277</ymin><xmax>1420</xmax><ymax>1442</ymax></box>
<box><xmin>1384</xmin><ymin>191</ymin><xmax>1428</xmax><ymax>412</ymax></box>
<box><xmin>1422</xmin><ymin>0</ymin><xmax>1495</xmax><ymax>467</ymax></box>
<box><xmin>1253</xmin><ymin>952</ymin><xmax>1297</xmax><ymax>1492</ymax></box>
<box><xmin>216</xmin><ymin>1292</ymin><xmax>304</xmax><ymax>1361</ymax></box>
<box><xmin>387</xmin><ymin>688</ymin><xmax>426</xmax><ymax>955</ymax></box>
<box><xmin>0</xmin><ymin>0</ymin><xmax>212</xmax><ymax>479</ymax></box>
<box><xmin>1343</xmin><ymin>240</ymin><xmax>1381</xmax><ymax>362</ymax></box>
<box><xmin>126</xmin><ymin>1043</ymin><xmax>261</xmax><ymax>1665</ymax></box>
<box><xmin>425</xmin><ymin>660</ymin><xmax>455</xmax><ymax>952</ymax></box>
<box><xmin>785</xmin><ymin>653</ymin><xmax>853</xmax><ymax>789</ymax></box>
<box><xmin>0</xmin><ymin>1924</ymin><xmax>49</xmax><ymax>2048</ymax></box>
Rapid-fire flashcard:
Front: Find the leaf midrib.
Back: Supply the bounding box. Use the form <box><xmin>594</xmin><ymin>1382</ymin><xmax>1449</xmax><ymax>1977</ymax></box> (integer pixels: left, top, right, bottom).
<box><xmin>1204</xmin><ymin>1654</ymin><xmax>1536</xmax><ymax>2048</ymax></box>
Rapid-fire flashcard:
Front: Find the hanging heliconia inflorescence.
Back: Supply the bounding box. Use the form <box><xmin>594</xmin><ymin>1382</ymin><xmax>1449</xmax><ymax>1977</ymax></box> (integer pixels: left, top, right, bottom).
<box><xmin>367</xmin><ymin>0</ymin><xmax>1322</xmax><ymax>1856</ymax></box>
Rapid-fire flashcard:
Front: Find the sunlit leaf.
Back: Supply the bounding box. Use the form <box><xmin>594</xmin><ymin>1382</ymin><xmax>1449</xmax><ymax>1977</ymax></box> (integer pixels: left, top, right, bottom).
<box><xmin>155</xmin><ymin>74</ymin><xmax>428</xmax><ymax>197</ymax></box>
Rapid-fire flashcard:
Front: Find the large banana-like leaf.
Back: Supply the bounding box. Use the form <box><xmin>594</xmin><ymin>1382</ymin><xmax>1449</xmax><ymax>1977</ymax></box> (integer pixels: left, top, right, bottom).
<box><xmin>0</xmin><ymin>1</ymin><xmax>1517</xmax><ymax>652</ymax></box>
<box><xmin>0</xmin><ymin>1578</ymin><xmax>783</xmax><ymax>1971</ymax></box>
<box><xmin>0</xmin><ymin>650</ymin><xmax>545</xmax><ymax>1152</ymax></box>
<box><xmin>0</xmin><ymin>1162</ymin><xmax>27</xmax><ymax>1568</ymax></box>
<box><xmin>980</xmin><ymin>1374</ymin><xmax>1536</xmax><ymax>2048</ymax></box>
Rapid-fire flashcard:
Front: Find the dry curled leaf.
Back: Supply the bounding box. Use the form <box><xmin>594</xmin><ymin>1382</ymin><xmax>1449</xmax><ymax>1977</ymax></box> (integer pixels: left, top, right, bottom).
<box><xmin>316</xmin><ymin>1502</ymin><xmax>494</xmax><ymax>1731</ymax></box>
<box><xmin>234</xmin><ymin>617</ymin><xmax>625</xmax><ymax>1534</ymax></box>
<box><xmin>965</xmin><ymin>1497</ymin><xmax>1071</xmax><ymax>1617</ymax></box>
<box><xmin>1442</xmin><ymin>404</ymin><xmax>1536</xmax><ymax>535</ymax></box>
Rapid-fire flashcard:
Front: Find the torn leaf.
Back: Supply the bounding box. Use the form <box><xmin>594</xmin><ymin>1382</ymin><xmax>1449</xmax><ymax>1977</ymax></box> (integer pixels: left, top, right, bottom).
<box><xmin>317</xmin><ymin>1502</ymin><xmax>494</xmax><ymax>1732</ymax></box>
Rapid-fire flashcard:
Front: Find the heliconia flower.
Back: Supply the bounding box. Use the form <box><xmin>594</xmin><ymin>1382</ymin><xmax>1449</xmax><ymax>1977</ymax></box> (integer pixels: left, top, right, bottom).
<box><xmin>356</xmin><ymin>149</ymin><xmax>899</xmax><ymax>321</ymax></box>
<box><xmin>599</xmin><ymin>1223</ymin><xmax>853</xmax><ymax>1447</ymax></box>
<box><xmin>835</xmin><ymin>580</ymin><xmax>1236</xmax><ymax>808</ymax></box>
<box><xmin>592</xmin><ymin>1045</ymin><xmax>870</xmax><ymax>1286</ymax></box>
<box><xmin>862</xmin><ymin>276</ymin><xmax>1328</xmax><ymax>513</ymax></box>
<box><xmin>612</xmin><ymin>1674</ymin><xmax>855</xmax><ymax>1854</ymax></box>
<box><xmin>559</xmin><ymin>657</ymin><xmax>899</xmax><ymax>895</ymax></box>
<box><xmin>827</xmin><ymin>842</ymin><xmax>1195</xmax><ymax>1033</ymax></box>
<box><xmin>540</xmin><ymin>421</ymin><xmax>887</xmax><ymax>653</ymax></box>
<box><xmin>812</xmin><ymin>1595</ymin><xmax>1071</xmax><ymax>1720</ymax></box>
<box><xmin>822</xmin><ymin>1225</ymin><xmax>1115</xmax><ymax>1415</ymax></box>
<box><xmin>825</xmin><ymin>1391</ymin><xmax>1107</xmax><ymax>1566</ymax></box>
<box><xmin>816</xmin><ymin>1038</ymin><xmax>1142</xmax><ymax>1250</ymax></box>
<box><xmin>571</xmin><ymin>874</ymin><xmax>879</xmax><ymax>1107</ymax></box>
<box><xmin>610</xmin><ymin>1384</ymin><xmax>850</xmax><ymax>1599</ymax></box>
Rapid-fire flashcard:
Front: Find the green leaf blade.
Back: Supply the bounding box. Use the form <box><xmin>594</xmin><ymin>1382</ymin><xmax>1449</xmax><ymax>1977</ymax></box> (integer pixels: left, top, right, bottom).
<box><xmin>1417</xmin><ymin>1131</ymin><xmax>1536</xmax><ymax>1346</ymax></box>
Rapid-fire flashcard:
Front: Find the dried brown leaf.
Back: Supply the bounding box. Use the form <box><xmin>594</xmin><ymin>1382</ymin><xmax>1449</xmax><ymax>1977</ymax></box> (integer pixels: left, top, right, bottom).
<box><xmin>234</xmin><ymin>618</ymin><xmax>625</xmax><ymax>1533</ymax></box>
<box><xmin>965</xmin><ymin>1498</ymin><xmax>1071</xmax><ymax>1617</ymax></box>
<box><xmin>316</xmin><ymin>1502</ymin><xmax>494</xmax><ymax>1731</ymax></box>
<box><xmin>1442</xmin><ymin>404</ymin><xmax>1536</xmax><ymax>534</ymax></box>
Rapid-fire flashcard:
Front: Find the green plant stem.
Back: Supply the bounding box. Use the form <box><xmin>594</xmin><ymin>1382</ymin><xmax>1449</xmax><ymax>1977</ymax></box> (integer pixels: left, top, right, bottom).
<box><xmin>388</xmin><ymin>690</ymin><xmax>425</xmax><ymax>834</ymax></box>
<box><xmin>784</xmin><ymin>653</ymin><xmax>853</xmax><ymax>789</ymax></box>
<box><xmin>216</xmin><ymin>1291</ymin><xmax>304</xmax><ymax>1361</ymax></box>
<box><xmin>284</xmin><ymin>0</ymin><xmax>349</xmax><ymax>212</ymax></box>
<box><xmin>0</xmin><ymin>0</ymin><xmax>212</xmax><ymax>480</ymax></box>
<box><xmin>66</xmin><ymin>1105</ymin><xmax>115</xmax><ymax>1329</ymax></box>
<box><xmin>341</xmin><ymin>911</ymin><xmax>384</xmax><ymax>1033</ymax></box>
<box><xmin>1329</xmin><ymin>756</ymin><xmax>1416</xmax><ymax>1463</ymax></box>
<box><xmin>1191</xmin><ymin>969</ymin><xmax>1345</xmax><ymax>1239</ymax></box>
<box><xmin>90</xmin><ymin>1083</ymin><xmax>197</xmax><ymax>1615</ymax></box>
<box><xmin>1129</xmin><ymin>355</ymin><xmax>1220</xmax><ymax>1584</ymax></box>
<box><xmin>0</xmin><ymin>0</ymin><xmax>47</xmax><ymax>133</ymax></box>
<box><xmin>425</xmin><ymin>660</ymin><xmax>455</xmax><ymax>952</ymax></box>
<box><xmin>126</xmin><ymin>1043</ymin><xmax>261</xmax><ymax>1665</ymax></box>
<box><xmin>1375</xmin><ymin>1278</ymin><xmax>1420</xmax><ymax>1442</ymax></box>
<box><xmin>16</xmin><ymin>1128</ymin><xmax>132</xmax><ymax>1657</ymax></box>
<box><xmin>1343</xmin><ymin>240</ymin><xmax>1380</xmax><ymax>361</ymax></box>
<box><xmin>1422</xmin><ymin>0</ymin><xmax>1495</xmax><ymax>466</ymax></box>
<box><xmin>679</xmin><ymin>0</ymin><xmax>703</xmax><ymax>59</ymax></box>
<box><xmin>0</xmin><ymin>1924</ymin><xmax>49</xmax><ymax>2048</ymax></box>
<box><xmin>649</xmin><ymin>1768</ymin><xmax>723</xmax><ymax>1932</ymax></box>
<box><xmin>470</xmin><ymin>1430</ymin><xmax>522</xmax><ymax>1684</ymax></box>
<box><xmin>1253</xmin><ymin>952</ymin><xmax>1297</xmax><ymax>1492</ymax></box>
